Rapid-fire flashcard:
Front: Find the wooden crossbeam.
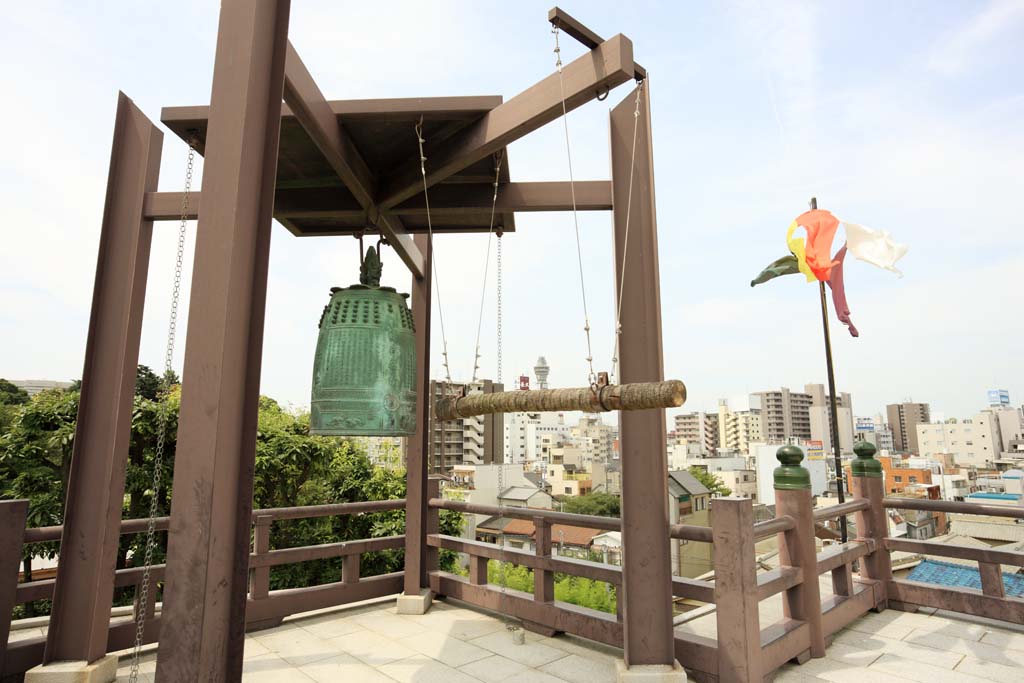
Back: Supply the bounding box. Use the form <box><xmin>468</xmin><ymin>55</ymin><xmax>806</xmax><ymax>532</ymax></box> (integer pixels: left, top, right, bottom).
<box><xmin>377</xmin><ymin>34</ymin><xmax>635</xmax><ymax>210</ymax></box>
<box><xmin>142</xmin><ymin>180</ymin><xmax>612</xmax><ymax>223</ymax></box>
<box><xmin>283</xmin><ymin>43</ymin><xmax>424</xmax><ymax>278</ymax></box>
<box><xmin>548</xmin><ymin>7</ymin><xmax>647</xmax><ymax>80</ymax></box>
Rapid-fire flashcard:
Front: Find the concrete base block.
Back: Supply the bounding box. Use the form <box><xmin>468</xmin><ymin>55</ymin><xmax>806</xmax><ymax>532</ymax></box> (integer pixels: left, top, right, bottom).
<box><xmin>25</xmin><ymin>655</ymin><xmax>118</xmax><ymax>683</ymax></box>
<box><xmin>396</xmin><ymin>588</ymin><xmax>433</xmax><ymax>615</ymax></box>
<box><xmin>615</xmin><ymin>659</ymin><xmax>688</xmax><ymax>682</ymax></box>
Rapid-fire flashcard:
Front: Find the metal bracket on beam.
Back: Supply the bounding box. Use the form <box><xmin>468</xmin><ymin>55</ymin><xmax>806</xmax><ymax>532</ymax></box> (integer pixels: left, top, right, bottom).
<box><xmin>548</xmin><ymin>6</ymin><xmax>646</xmax><ymax>81</ymax></box>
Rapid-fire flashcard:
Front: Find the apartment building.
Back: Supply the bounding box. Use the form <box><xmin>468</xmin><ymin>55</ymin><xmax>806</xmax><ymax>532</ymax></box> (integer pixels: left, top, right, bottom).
<box><xmin>428</xmin><ymin>379</ymin><xmax>504</xmax><ymax>473</ymax></box>
<box><xmin>749</xmin><ymin>387</ymin><xmax>812</xmax><ymax>442</ymax></box>
<box><xmin>673</xmin><ymin>411</ymin><xmax>719</xmax><ymax>455</ymax></box>
<box><xmin>886</xmin><ymin>402</ymin><xmax>930</xmax><ymax>453</ymax></box>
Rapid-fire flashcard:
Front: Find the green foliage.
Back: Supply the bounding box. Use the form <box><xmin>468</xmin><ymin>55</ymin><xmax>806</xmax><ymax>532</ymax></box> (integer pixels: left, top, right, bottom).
<box><xmin>1</xmin><ymin>369</ymin><xmax>461</xmax><ymax>615</ymax></box>
<box><xmin>688</xmin><ymin>466</ymin><xmax>731</xmax><ymax>496</ymax></box>
<box><xmin>0</xmin><ymin>379</ymin><xmax>30</xmax><ymax>406</ymax></box>
<box><xmin>487</xmin><ymin>561</ymin><xmax>616</xmax><ymax>614</ymax></box>
<box><xmin>558</xmin><ymin>492</ymin><xmax>621</xmax><ymax>517</ymax></box>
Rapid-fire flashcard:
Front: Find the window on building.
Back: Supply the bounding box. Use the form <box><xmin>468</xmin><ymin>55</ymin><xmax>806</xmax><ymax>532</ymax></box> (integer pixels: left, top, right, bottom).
<box><xmin>909</xmin><ymin>476</ymin><xmax>918</xmax><ymax>483</ymax></box>
<box><xmin>564</xmin><ymin>487</ymin><xmax>572</xmax><ymax>494</ymax></box>
<box><xmin>894</xmin><ymin>476</ymin><xmax>902</xmax><ymax>482</ymax></box>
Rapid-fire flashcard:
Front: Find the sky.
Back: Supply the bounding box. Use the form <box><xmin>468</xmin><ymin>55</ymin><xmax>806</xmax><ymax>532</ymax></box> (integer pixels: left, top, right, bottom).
<box><xmin>1</xmin><ymin>1</ymin><xmax>1022</xmax><ymax>425</ymax></box>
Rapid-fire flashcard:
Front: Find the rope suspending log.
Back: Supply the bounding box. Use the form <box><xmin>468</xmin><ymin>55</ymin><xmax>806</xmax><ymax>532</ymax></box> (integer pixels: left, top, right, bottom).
<box><xmin>435</xmin><ymin>379</ymin><xmax>685</xmax><ymax>421</ymax></box>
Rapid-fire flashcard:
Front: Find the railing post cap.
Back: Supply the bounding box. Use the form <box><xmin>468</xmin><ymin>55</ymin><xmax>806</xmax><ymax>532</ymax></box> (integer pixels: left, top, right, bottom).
<box><xmin>851</xmin><ymin>441</ymin><xmax>882</xmax><ymax>478</ymax></box>
<box><xmin>774</xmin><ymin>445</ymin><xmax>811</xmax><ymax>490</ymax></box>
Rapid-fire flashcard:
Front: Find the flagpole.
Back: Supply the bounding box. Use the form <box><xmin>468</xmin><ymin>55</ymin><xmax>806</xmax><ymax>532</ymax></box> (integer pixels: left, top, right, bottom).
<box><xmin>810</xmin><ymin>196</ymin><xmax>848</xmax><ymax>543</ymax></box>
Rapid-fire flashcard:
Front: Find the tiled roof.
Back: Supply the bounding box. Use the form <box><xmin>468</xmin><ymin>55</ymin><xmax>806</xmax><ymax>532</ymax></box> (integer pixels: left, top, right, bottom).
<box><xmin>906</xmin><ymin>559</ymin><xmax>1024</xmax><ymax>597</ymax></box>
<box><xmin>474</xmin><ymin>517</ymin><xmax>602</xmax><ymax>547</ymax></box>
<box><xmin>499</xmin><ymin>486</ymin><xmax>542</xmax><ymax>501</ymax></box>
<box><xmin>668</xmin><ymin>470</ymin><xmax>710</xmax><ymax>496</ymax></box>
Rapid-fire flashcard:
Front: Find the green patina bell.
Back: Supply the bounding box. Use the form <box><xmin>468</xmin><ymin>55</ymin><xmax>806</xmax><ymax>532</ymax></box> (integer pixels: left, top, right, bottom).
<box><xmin>310</xmin><ymin>246</ymin><xmax>417</xmax><ymax>436</ymax></box>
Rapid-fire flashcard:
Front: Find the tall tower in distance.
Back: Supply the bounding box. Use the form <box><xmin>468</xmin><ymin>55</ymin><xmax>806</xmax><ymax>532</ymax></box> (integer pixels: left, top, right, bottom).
<box><xmin>534</xmin><ymin>356</ymin><xmax>550</xmax><ymax>390</ymax></box>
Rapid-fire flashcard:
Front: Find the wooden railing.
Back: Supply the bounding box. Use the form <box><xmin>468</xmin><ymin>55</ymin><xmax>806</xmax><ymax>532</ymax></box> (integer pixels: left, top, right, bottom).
<box><xmin>882</xmin><ymin>497</ymin><xmax>1024</xmax><ymax>622</ymax></box>
<box><xmin>0</xmin><ymin>499</ymin><xmax>404</xmax><ymax>678</ymax></box>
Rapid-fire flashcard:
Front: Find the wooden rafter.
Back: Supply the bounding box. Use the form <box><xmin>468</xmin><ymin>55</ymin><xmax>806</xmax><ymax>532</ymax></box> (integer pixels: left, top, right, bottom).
<box><xmin>376</xmin><ymin>34</ymin><xmax>635</xmax><ymax>210</ymax></box>
<box><xmin>283</xmin><ymin>43</ymin><xmax>425</xmax><ymax>277</ymax></box>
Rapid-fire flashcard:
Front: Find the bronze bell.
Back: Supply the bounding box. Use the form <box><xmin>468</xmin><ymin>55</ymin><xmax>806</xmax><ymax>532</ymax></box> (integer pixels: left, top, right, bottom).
<box><xmin>310</xmin><ymin>246</ymin><xmax>417</xmax><ymax>436</ymax></box>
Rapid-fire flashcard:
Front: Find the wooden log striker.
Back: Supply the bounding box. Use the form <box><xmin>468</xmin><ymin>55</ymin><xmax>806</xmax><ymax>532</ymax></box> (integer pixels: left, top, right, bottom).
<box><xmin>434</xmin><ymin>380</ymin><xmax>686</xmax><ymax>421</ymax></box>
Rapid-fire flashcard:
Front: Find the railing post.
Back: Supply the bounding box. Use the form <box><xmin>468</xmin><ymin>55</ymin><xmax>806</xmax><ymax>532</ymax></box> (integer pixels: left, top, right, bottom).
<box><xmin>533</xmin><ymin>516</ymin><xmax>554</xmax><ymax>603</ymax></box>
<box><xmin>774</xmin><ymin>446</ymin><xmax>826</xmax><ymax>659</ymax></box>
<box><xmin>1</xmin><ymin>500</ymin><xmax>29</xmax><ymax>674</ymax></box>
<box><xmin>469</xmin><ymin>555</ymin><xmax>489</xmax><ymax>585</ymax></box>
<box><xmin>250</xmin><ymin>515</ymin><xmax>272</xmax><ymax>600</ymax></box>
<box><xmin>342</xmin><ymin>554</ymin><xmax>360</xmax><ymax>586</ymax></box>
<box><xmin>850</xmin><ymin>442</ymin><xmax>892</xmax><ymax>610</ymax></box>
<box><xmin>712</xmin><ymin>497</ymin><xmax>762</xmax><ymax>683</ymax></box>
<box><xmin>425</xmin><ymin>478</ymin><xmax>441</xmax><ymax>577</ymax></box>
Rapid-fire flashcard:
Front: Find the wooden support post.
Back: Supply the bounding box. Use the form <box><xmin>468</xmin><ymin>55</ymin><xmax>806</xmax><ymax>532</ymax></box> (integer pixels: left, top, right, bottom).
<box><xmin>469</xmin><ymin>556</ymin><xmax>489</xmax><ymax>585</ymax></box>
<box><xmin>850</xmin><ymin>442</ymin><xmax>892</xmax><ymax>611</ymax></box>
<box><xmin>712</xmin><ymin>498</ymin><xmax>762</xmax><ymax>683</ymax></box>
<box><xmin>611</xmin><ymin>82</ymin><xmax>681</xmax><ymax>678</ymax></box>
<box><xmin>250</xmin><ymin>515</ymin><xmax>272</xmax><ymax>600</ymax></box>
<box><xmin>831</xmin><ymin>562</ymin><xmax>854</xmax><ymax>598</ymax></box>
<box><xmin>534</xmin><ymin>517</ymin><xmax>554</xmax><ymax>603</ymax></box>
<box><xmin>774</xmin><ymin>446</ymin><xmax>826</xmax><ymax>659</ymax></box>
<box><xmin>425</xmin><ymin>478</ymin><xmax>441</xmax><ymax>576</ymax></box>
<box><xmin>156</xmin><ymin>1</ymin><xmax>290</xmax><ymax>679</ymax></box>
<box><xmin>1</xmin><ymin>500</ymin><xmax>28</xmax><ymax>674</ymax></box>
<box><xmin>401</xmin><ymin>234</ymin><xmax>433</xmax><ymax>612</ymax></box>
<box><xmin>342</xmin><ymin>554</ymin><xmax>361</xmax><ymax>586</ymax></box>
<box><xmin>43</xmin><ymin>93</ymin><xmax>162</xmax><ymax>666</ymax></box>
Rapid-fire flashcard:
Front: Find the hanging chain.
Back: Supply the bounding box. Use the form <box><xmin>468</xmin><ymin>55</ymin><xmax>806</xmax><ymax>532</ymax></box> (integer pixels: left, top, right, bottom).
<box><xmin>552</xmin><ymin>25</ymin><xmax>597</xmax><ymax>388</ymax></box>
<box><xmin>415</xmin><ymin>119</ymin><xmax>453</xmax><ymax>391</ymax></box>
<box><xmin>128</xmin><ymin>143</ymin><xmax>195</xmax><ymax>682</ymax></box>
<box><xmin>471</xmin><ymin>151</ymin><xmax>504</xmax><ymax>383</ymax></box>
<box><xmin>610</xmin><ymin>81</ymin><xmax>645</xmax><ymax>384</ymax></box>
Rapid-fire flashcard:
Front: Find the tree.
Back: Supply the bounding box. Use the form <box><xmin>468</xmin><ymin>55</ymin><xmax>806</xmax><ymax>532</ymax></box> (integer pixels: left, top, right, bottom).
<box><xmin>0</xmin><ymin>379</ymin><xmax>30</xmax><ymax>406</ymax></box>
<box><xmin>688</xmin><ymin>466</ymin><xmax>731</xmax><ymax>496</ymax></box>
<box><xmin>559</xmin><ymin>492</ymin><xmax>621</xmax><ymax>517</ymax></box>
<box><xmin>134</xmin><ymin>365</ymin><xmax>162</xmax><ymax>401</ymax></box>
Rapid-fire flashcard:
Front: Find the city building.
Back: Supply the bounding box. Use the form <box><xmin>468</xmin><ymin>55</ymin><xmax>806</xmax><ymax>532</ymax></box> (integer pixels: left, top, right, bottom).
<box><xmin>805</xmin><ymin>383</ymin><xmax>854</xmax><ymax>455</ymax></box>
<box><xmin>673</xmin><ymin>411</ymin><xmax>719</xmax><ymax>455</ymax></box>
<box><xmin>504</xmin><ymin>410</ymin><xmax>570</xmax><ymax>466</ymax></box>
<box><xmin>10</xmin><ymin>379</ymin><xmax>73</xmax><ymax>395</ymax></box>
<box><xmin>428</xmin><ymin>379</ymin><xmax>504</xmax><ymax>472</ymax></box>
<box><xmin>854</xmin><ymin>415</ymin><xmax>894</xmax><ymax>453</ymax></box>
<box><xmin>590</xmin><ymin>460</ymin><xmax>621</xmax><ymax>495</ymax></box>
<box><xmin>546</xmin><ymin>463</ymin><xmax>593</xmax><ymax>497</ymax></box>
<box><xmin>571</xmin><ymin>415</ymin><xmax>617</xmax><ymax>464</ymax></box>
<box><xmin>916</xmin><ymin>414</ymin><xmax>1002</xmax><ymax>467</ymax></box>
<box><xmin>717</xmin><ymin>399</ymin><xmax>763</xmax><ymax>454</ymax></box>
<box><xmin>715</xmin><ymin>469</ymin><xmax>758</xmax><ymax>501</ymax></box>
<box><xmin>533</xmin><ymin>356</ymin><xmax>550</xmax><ymax>389</ymax></box>
<box><xmin>986</xmin><ymin>406</ymin><xmax>1024</xmax><ymax>455</ymax></box>
<box><xmin>667</xmin><ymin>470</ymin><xmax>711</xmax><ymax>577</ymax></box>
<box><xmin>886</xmin><ymin>401</ymin><xmax>930</xmax><ymax>453</ymax></box>
<box><xmin>749</xmin><ymin>387</ymin><xmax>812</xmax><ymax>442</ymax></box>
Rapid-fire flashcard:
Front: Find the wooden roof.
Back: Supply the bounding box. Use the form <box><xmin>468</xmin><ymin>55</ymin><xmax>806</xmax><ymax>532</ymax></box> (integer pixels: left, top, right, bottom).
<box><xmin>161</xmin><ymin>96</ymin><xmax>515</xmax><ymax>237</ymax></box>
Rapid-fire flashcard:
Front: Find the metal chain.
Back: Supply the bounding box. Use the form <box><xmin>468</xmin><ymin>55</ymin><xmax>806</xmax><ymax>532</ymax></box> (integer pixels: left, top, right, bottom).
<box><xmin>128</xmin><ymin>143</ymin><xmax>195</xmax><ymax>681</ymax></box>
<box><xmin>552</xmin><ymin>25</ymin><xmax>597</xmax><ymax>387</ymax></box>
<box><xmin>610</xmin><ymin>81</ymin><xmax>645</xmax><ymax>384</ymax></box>
<box><xmin>415</xmin><ymin>119</ymin><xmax>453</xmax><ymax>390</ymax></box>
<box><xmin>471</xmin><ymin>152</ymin><xmax>504</xmax><ymax>383</ymax></box>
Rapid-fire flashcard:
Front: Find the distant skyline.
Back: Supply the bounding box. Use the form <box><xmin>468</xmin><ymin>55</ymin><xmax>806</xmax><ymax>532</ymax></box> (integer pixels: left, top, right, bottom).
<box><xmin>1</xmin><ymin>1</ymin><xmax>1021</xmax><ymax>423</ymax></box>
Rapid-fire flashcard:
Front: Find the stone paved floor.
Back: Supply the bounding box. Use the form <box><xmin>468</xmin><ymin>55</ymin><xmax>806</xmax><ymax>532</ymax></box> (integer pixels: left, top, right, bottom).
<box><xmin>105</xmin><ymin>596</ymin><xmax>1024</xmax><ymax>682</ymax></box>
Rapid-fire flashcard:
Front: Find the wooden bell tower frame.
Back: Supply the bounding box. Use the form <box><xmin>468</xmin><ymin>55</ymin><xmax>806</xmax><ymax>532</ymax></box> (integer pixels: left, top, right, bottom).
<box><xmin>42</xmin><ymin>1</ymin><xmax>677</xmax><ymax>679</ymax></box>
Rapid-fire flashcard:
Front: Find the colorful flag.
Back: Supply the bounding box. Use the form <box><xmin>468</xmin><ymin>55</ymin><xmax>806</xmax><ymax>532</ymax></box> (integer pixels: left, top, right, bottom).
<box><xmin>792</xmin><ymin>209</ymin><xmax>841</xmax><ymax>282</ymax></box>
<box><xmin>785</xmin><ymin>221</ymin><xmax>816</xmax><ymax>282</ymax></box>
<box><xmin>842</xmin><ymin>221</ymin><xmax>908</xmax><ymax>276</ymax></box>
<box><xmin>827</xmin><ymin>244</ymin><xmax>859</xmax><ymax>337</ymax></box>
<box><xmin>750</xmin><ymin>254</ymin><xmax>800</xmax><ymax>287</ymax></box>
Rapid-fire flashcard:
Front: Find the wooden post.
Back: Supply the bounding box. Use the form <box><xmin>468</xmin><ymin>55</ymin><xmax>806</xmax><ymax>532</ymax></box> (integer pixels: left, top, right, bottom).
<box><xmin>342</xmin><ymin>554</ymin><xmax>361</xmax><ymax>586</ymax></box>
<box><xmin>712</xmin><ymin>498</ymin><xmax>762</xmax><ymax>683</ymax></box>
<box><xmin>534</xmin><ymin>517</ymin><xmax>554</xmax><ymax>603</ymax></box>
<box><xmin>156</xmin><ymin>1</ymin><xmax>291</xmax><ymax>679</ymax></box>
<box><xmin>469</xmin><ymin>555</ymin><xmax>489</xmax><ymax>585</ymax></box>
<box><xmin>250</xmin><ymin>515</ymin><xmax>272</xmax><ymax>600</ymax></box>
<box><xmin>774</xmin><ymin>446</ymin><xmax>826</xmax><ymax>659</ymax></box>
<box><xmin>400</xmin><ymin>232</ymin><xmax>433</xmax><ymax>613</ymax></box>
<box><xmin>612</xmin><ymin>81</ymin><xmax>680</xmax><ymax>677</ymax></box>
<box><xmin>44</xmin><ymin>93</ymin><xmax>162</xmax><ymax>666</ymax></box>
<box><xmin>0</xmin><ymin>500</ymin><xmax>28</xmax><ymax>674</ymax></box>
<box><xmin>425</xmin><ymin>478</ymin><xmax>441</xmax><ymax>577</ymax></box>
<box><xmin>850</xmin><ymin>442</ymin><xmax>892</xmax><ymax>610</ymax></box>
